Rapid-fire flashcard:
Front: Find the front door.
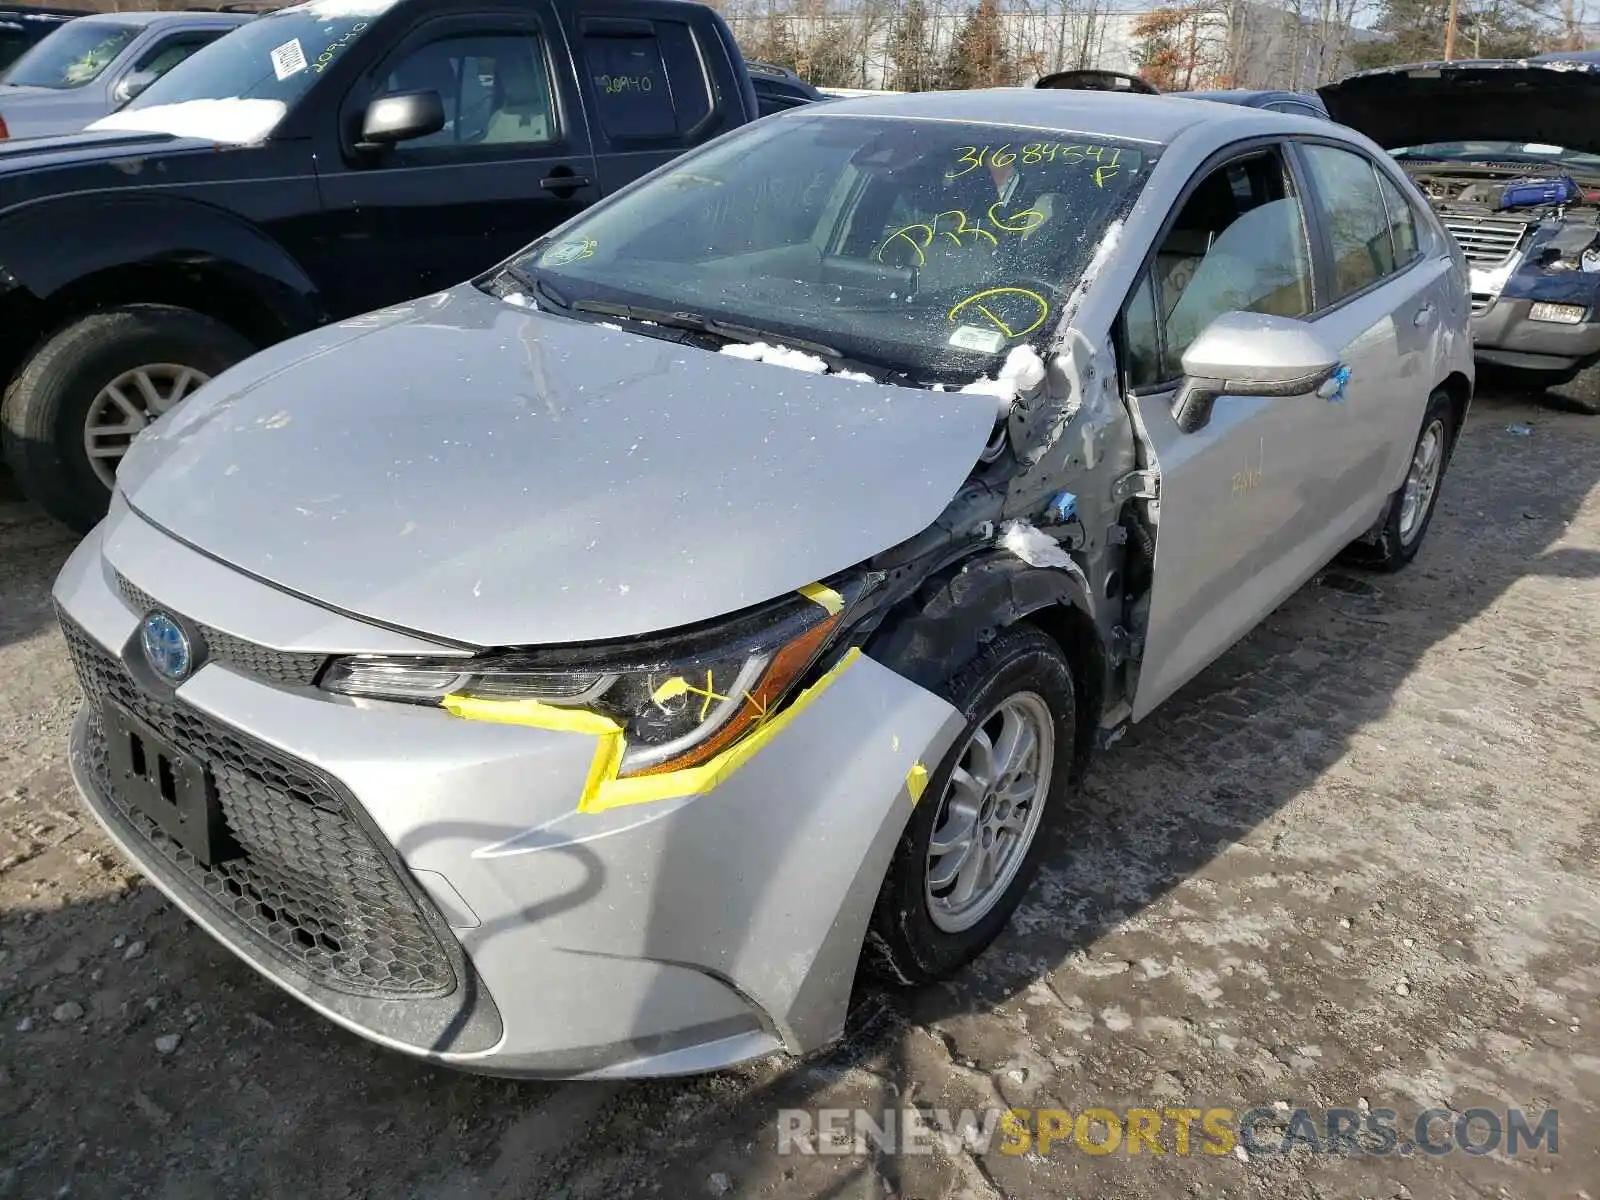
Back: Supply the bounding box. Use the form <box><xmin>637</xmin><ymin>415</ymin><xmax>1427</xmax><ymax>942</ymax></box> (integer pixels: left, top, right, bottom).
<box><xmin>1122</xmin><ymin>143</ymin><xmax>1357</xmax><ymax>719</ymax></box>
<box><xmin>312</xmin><ymin>5</ymin><xmax>598</xmax><ymax>317</ymax></box>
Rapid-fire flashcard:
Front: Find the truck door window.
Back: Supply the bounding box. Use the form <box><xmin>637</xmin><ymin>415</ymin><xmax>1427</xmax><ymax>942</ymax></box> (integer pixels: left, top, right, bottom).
<box><xmin>134</xmin><ymin>31</ymin><xmax>228</xmax><ymax>80</ymax></box>
<box><xmin>1301</xmin><ymin>143</ymin><xmax>1400</xmax><ymax>301</ymax></box>
<box><xmin>1122</xmin><ymin>148</ymin><xmax>1315</xmax><ymax>389</ymax></box>
<box><xmin>379</xmin><ymin>32</ymin><xmax>556</xmax><ymax>151</ymax></box>
<box><xmin>582</xmin><ymin>33</ymin><xmax>673</xmax><ymax>139</ymax></box>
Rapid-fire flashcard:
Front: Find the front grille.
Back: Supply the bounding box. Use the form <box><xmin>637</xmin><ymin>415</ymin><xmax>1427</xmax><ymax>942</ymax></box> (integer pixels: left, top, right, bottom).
<box><xmin>1471</xmin><ymin>294</ymin><xmax>1493</xmax><ymax>317</ymax></box>
<box><xmin>115</xmin><ymin>573</ymin><xmax>326</xmax><ymax>687</ymax></box>
<box><xmin>1442</xmin><ymin>214</ymin><xmax>1528</xmax><ymax>267</ymax></box>
<box><xmin>60</xmin><ymin>615</ymin><xmax>456</xmax><ymax>1000</ymax></box>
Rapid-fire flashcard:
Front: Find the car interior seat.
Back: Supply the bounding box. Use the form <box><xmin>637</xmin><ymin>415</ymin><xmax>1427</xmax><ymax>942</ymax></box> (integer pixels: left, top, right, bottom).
<box><xmin>484</xmin><ymin>51</ymin><xmax>550</xmax><ymax>143</ymax></box>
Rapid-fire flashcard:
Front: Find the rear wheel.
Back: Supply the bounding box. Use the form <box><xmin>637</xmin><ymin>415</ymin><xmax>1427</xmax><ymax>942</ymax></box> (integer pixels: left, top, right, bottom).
<box><xmin>1342</xmin><ymin>387</ymin><xmax>1455</xmax><ymax>572</ymax></box>
<box><xmin>1</xmin><ymin>305</ymin><xmax>253</xmax><ymax>532</ymax></box>
<box><xmin>867</xmin><ymin>624</ymin><xmax>1078</xmax><ymax>985</ymax></box>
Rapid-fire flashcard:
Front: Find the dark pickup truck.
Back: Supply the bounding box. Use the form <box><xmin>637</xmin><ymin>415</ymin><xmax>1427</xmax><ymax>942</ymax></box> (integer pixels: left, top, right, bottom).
<box><xmin>0</xmin><ymin>0</ymin><xmax>776</xmax><ymax>531</ymax></box>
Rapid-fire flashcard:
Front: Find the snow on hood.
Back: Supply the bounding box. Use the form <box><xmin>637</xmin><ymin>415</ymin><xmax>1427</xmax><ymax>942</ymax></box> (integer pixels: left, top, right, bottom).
<box><xmin>116</xmin><ymin>285</ymin><xmax>1001</xmax><ymax>648</ymax></box>
<box><xmin>717</xmin><ymin>340</ymin><xmax>875</xmax><ymax>382</ymax></box>
<box><xmin>88</xmin><ymin>99</ymin><xmax>288</xmax><ymax>146</ymax></box>
<box><xmin>1318</xmin><ymin>60</ymin><xmax>1600</xmax><ymax>154</ymax></box>
<box><xmin>292</xmin><ymin>0</ymin><xmax>397</xmax><ymax>14</ymax></box>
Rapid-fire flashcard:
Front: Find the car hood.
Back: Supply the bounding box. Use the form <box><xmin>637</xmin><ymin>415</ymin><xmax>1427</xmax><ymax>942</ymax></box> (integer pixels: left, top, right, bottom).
<box><xmin>117</xmin><ymin>285</ymin><xmax>1000</xmax><ymax>649</ymax></box>
<box><xmin>1319</xmin><ymin>60</ymin><xmax>1600</xmax><ymax>153</ymax></box>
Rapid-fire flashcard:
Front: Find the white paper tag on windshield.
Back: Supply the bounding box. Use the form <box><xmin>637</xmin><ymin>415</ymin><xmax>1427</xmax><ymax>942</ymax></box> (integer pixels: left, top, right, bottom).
<box><xmin>949</xmin><ymin>325</ymin><xmax>1006</xmax><ymax>353</ymax></box>
<box><xmin>1522</xmin><ymin>143</ymin><xmax>1564</xmax><ymax>155</ymax></box>
<box><xmin>271</xmin><ymin>38</ymin><xmax>308</xmax><ymax>81</ymax></box>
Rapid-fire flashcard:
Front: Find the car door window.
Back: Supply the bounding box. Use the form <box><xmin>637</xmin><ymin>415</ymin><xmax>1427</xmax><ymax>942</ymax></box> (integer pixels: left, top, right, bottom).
<box><xmin>1374</xmin><ymin>169</ymin><xmax>1420</xmax><ymax>266</ymax></box>
<box><xmin>578</xmin><ymin>21</ymin><xmax>713</xmax><ymax>143</ymax></box>
<box><xmin>378</xmin><ymin>31</ymin><xmax>555</xmax><ymax>153</ymax></box>
<box><xmin>134</xmin><ymin>31</ymin><xmax>227</xmax><ymax>80</ymax></box>
<box><xmin>1123</xmin><ymin>148</ymin><xmax>1315</xmax><ymax>388</ymax></box>
<box><xmin>1301</xmin><ymin>143</ymin><xmax>1400</xmax><ymax>302</ymax></box>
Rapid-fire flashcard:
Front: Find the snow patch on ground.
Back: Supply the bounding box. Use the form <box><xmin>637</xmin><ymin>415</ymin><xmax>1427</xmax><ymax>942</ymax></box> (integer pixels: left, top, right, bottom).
<box><xmin>958</xmin><ymin>345</ymin><xmax>1047</xmax><ymax>413</ymax></box>
<box><xmin>998</xmin><ymin>519</ymin><xmax>1076</xmax><ymax>571</ymax></box>
<box><xmin>718</xmin><ymin>341</ymin><xmax>830</xmax><ymax>374</ymax></box>
<box><xmin>90</xmin><ymin>99</ymin><xmax>288</xmax><ymax>145</ymax></box>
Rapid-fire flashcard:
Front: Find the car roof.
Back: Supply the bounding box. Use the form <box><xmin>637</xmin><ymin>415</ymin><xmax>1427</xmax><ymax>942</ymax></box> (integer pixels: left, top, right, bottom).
<box><xmin>1178</xmin><ymin>88</ymin><xmax>1325</xmax><ymax>107</ymax></box>
<box><xmin>808</xmin><ymin>86</ymin><xmax>1287</xmax><ymax>146</ymax></box>
<box><xmin>65</xmin><ymin>10</ymin><xmax>252</xmax><ymax>26</ymax></box>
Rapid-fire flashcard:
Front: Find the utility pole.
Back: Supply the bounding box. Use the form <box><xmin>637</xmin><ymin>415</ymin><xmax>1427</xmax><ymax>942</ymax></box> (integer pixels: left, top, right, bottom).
<box><xmin>1444</xmin><ymin>0</ymin><xmax>1460</xmax><ymax>59</ymax></box>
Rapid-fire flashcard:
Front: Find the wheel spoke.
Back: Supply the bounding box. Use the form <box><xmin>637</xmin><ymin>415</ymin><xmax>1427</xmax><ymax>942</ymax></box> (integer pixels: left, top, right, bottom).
<box><xmin>101</xmin><ymin>384</ymin><xmax>147</xmax><ymax>425</ymax></box>
<box><xmin>964</xmin><ymin>725</ymin><xmax>997</xmax><ymax>789</ymax></box>
<box><xmin>929</xmin><ymin>801</ymin><xmax>979</xmax><ymax>859</ymax></box>
<box><xmin>131</xmin><ymin>370</ymin><xmax>166</xmax><ymax>412</ymax></box>
<box><xmin>992</xmin><ymin>706</ymin><xmax>1036</xmax><ymax>783</ymax></box>
<box><xmin>948</xmin><ymin>840</ymin><xmax>990</xmax><ymax>907</ymax></box>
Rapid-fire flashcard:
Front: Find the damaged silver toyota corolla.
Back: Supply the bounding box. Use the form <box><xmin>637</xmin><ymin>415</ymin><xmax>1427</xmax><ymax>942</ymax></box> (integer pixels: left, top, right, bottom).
<box><xmin>53</xmin><ymin>88</ymin><xmax>1473</xmax><ymax>1078</ymax></box>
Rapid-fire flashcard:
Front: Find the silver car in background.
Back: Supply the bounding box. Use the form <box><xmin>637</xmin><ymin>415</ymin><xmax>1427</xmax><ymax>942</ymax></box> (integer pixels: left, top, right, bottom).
<box><xmin>0</xmin><ymin>11</ymin><xmax>247</xmax><ymax>141</ymax></box>
<box><xmin>53</xmin><ymin>88</ymin><xmax>1471</xmax><ymax>1078</ymax></box>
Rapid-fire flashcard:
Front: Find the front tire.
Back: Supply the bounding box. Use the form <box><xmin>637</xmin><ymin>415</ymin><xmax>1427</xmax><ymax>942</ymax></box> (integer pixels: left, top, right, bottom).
<box><xmin>867</xmin><ymin>624</ymin><xmax>1078</xmax><ymax>985</ymax></box>
<box><xmin>1</xmin><ymin>305</ymin><xmax>253</xmax><ymax>533</ymax></box>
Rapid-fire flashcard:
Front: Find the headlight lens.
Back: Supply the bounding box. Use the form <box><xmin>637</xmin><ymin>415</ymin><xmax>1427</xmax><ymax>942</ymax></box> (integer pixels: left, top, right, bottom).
<box><xmin>321</xmin><ymin>580</ymin><xmax>865</xmax><ymax>777</ymax></box>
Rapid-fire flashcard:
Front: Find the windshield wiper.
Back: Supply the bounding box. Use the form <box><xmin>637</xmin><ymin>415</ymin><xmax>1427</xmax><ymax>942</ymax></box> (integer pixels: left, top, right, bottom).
<box><xmin>570</xmin><ymin>300</ymin><xmax>842</xmax><ymax>360</ymax></box>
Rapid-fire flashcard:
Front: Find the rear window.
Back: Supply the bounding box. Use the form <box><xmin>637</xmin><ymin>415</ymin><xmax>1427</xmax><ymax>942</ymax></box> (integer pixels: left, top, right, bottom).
<box><xmin>579</xmin><ymin>20</ymin><xmax>712</xmax><ymax>142</ymax></box>
<box><xmin>3</xmin><ymin>20</ymin><xmax>137</xmax><ymax>89</ymax></box>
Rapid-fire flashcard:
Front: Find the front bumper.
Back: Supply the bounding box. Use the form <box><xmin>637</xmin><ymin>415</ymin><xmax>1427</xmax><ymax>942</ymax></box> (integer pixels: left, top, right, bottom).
<box><xmin>1473</xmin><ymin>295</ymin><xmax>1600</xmax><ymax>373</ymax></box>
<box><xmin>53</xmin><ymin>501</ymin><xmax>965</xmax><ymax>1078</ymax></box>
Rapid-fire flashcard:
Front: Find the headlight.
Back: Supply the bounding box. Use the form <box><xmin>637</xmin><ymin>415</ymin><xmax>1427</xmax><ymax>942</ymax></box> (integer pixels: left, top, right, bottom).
<box><xmin>321</xmin><ymin>579</ymin><xmax>867</xmax><ymax>778</ymax></box>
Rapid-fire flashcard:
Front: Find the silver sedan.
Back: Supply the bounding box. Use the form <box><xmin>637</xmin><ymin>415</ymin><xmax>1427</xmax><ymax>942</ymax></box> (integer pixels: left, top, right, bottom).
<box><xmin>53</xmin><ymin>87</ymin><xmax>1472</xmax><ymax>1078</ymax></box>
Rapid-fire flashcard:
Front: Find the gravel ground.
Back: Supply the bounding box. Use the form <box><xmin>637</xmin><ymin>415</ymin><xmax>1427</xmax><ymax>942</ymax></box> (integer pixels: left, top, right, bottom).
<box><xmin>1</xmin><ymin>383</ymin><xmax>1597</xmax><ymax>1200</ymax></box>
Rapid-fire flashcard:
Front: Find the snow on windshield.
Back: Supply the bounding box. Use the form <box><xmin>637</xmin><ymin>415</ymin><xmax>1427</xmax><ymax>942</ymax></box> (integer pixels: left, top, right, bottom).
<box><xmin>86</xmin><ymin>0</ymin><xmax>396</xmax><ymax>143</ymax></box>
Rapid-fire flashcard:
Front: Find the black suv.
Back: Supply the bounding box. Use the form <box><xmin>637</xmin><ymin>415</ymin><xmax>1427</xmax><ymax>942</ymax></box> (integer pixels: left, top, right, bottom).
<box><xmin>0</xmin><ymin>0</ymin><xmax>772</xmax><ymax>531</ymax></box>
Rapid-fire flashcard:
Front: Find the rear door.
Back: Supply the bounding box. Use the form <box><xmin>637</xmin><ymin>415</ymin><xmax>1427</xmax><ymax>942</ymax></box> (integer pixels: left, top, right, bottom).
<box><xmin>313</xmin><ymin>3</ymin><xmax>598</xmax><ymax>315</ymax></box>
<box><xmin>1122</xmin><ymin>141</ymin><xmax>1353</xmax><ymax>719</ymax></box>
<box><xmin>1291</xmin><ymin>139</ymin><xmax>1443</xmax><ymax>506</ymax></box>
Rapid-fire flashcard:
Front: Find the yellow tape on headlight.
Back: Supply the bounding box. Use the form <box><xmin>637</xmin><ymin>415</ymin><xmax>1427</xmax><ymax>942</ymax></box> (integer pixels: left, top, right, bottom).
<box><xmin>441</xmin><ymin>648</ymin><xmax>862</xmax><ymax>815</ymax></box>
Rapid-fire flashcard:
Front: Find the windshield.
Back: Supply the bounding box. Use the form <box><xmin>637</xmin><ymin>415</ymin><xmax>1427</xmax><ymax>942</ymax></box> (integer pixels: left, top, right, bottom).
<box><xmin>504</xmin><ymin>113</ymin><xmax>1152</xmax><ymax>381</ymax></box>
<box><xmin>94</xmin><ymin>1</ymin><xmax>396</xmax><ymax>142</ymax></box>
<box><xmin>2</xmin><ymin>20</ymin><xmax>136</xmax><ymax>89</ymax></box>
<box><xmin>1393</xmin><ymin>140</ymin><xmax>1600</xmax><ymax>177</ymax></box>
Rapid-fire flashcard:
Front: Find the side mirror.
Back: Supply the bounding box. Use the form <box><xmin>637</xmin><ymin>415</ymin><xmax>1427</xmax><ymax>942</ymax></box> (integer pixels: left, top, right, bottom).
<box><xmin>356</xmin><ymin>89</ymin><xmax>444</xmax><ymax>151</ymax></box>
<box><xmin>1174</xmin><ymin>311</ymin><xmax>1341</xmax><ymax>432</ymax></box>
<box><xmin>113</xmin><ymin>69</ymin><xmax>159</xmax><ymax>106</ymax></box>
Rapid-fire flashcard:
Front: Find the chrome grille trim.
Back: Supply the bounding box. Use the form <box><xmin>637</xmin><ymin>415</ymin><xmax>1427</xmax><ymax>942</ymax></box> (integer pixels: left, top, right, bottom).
<box><xmin>1442</xmin><ymin>214</ymin><xmax>1528</xmax><ymax>267</ymax></box>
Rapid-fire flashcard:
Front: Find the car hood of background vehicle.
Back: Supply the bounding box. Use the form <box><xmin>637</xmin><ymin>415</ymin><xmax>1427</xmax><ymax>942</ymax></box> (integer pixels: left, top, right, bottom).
<box><xmin>116</xmin><ymin>285</ymin><xmax>1001</xmax><ymax>649</ymax></box>
<box><xmin>1319</xmin><ymin>60</ymin><xmax>1600</xmax><ymax>153</ymax></box>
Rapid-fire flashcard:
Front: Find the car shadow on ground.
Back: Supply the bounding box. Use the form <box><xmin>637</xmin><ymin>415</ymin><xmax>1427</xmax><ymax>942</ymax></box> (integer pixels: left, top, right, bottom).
<box><xmin>2</xmin><ymin>392</ymin><xmax>1597</xmax><ymax>1197</ymax></box>
<box><xmin>0</xmin><ymin>470</ymin><xmax>77</xmax><ymax>655</ymax></box>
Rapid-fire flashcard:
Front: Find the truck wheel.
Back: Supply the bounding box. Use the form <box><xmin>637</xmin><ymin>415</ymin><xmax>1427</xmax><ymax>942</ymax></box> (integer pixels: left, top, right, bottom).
<box><xmin>1544</xmin><ymin>364</ymin><xmax>1600</xmax><ymax>415</ymax></box>
<box><xmin>1342</xmin><ymin>387</ymin><xmax>1455</xmax><ymax>573</ymax></box>
<box><xmin>1</xmin><ymin>305</ymin><xmax>253</xmax><ymax>533</ymax></box>
<box><xmin>867</xmin><ymin>624</ymin><xmax>1078</xmax><ymax>985</ymax></box>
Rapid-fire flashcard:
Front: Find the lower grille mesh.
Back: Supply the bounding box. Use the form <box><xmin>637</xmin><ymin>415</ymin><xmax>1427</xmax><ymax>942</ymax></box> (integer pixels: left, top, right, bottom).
<box><xmin>61</xmin><ymin>615</ymin><xmax>456</xmax><ymax>1000</ymax></box>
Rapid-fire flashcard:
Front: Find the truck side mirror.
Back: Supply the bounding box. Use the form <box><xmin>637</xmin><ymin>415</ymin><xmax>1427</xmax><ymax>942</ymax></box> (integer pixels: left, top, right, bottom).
<box><xmin>356</xmin><ymin>89</ymin><xmax>444</xmax><ymax>151</ymax></box>
<box><xmin>113</xmin><ymin>70</ymin><xmax>159</xmax><ymax>107</ymax></box>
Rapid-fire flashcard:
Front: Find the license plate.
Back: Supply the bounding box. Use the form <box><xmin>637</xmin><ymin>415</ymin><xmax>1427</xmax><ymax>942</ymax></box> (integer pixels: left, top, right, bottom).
<box><xmin>1529</xmin><ymin>302</ymin><xmax>1586</xmax><ymax>325</ymax></box>
<box><xmin>102</xmin><ymin>703</ymin><xmax>233</xmax><ymax>867</ymax></box>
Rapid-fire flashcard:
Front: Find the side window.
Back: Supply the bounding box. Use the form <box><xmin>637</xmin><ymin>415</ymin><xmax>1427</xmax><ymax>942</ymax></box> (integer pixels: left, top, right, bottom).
<box><xmin>1375</xmin><ymin>170</ymin><xmax>1420</xmax><ymax>266</ymax></box>
<box><xmin>582</xmin><ymin>33</ymin><xmax>673</xmax><ymax>139</ymax></box>
<box><xmin>134</xmin><ymin>31</ymin><xmax>226</xmax><ymax>80</ymax></box>
<box><xmin>1301</xmin><ymin>143</ymin><xmax>1399</xmax><ymax>301</ymax></box>
<box><xmin>1122</xmin><ymin>148</ymin><xmax>1315</xmax><ymax>389</ymax></box>
<box><xmin>378</xmin><ymin>32</ymin><xmax>555</xmax><ymax>153</ymax></box>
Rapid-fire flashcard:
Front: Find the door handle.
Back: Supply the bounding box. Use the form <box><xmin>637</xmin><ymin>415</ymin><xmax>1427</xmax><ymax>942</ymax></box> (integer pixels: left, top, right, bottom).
<box><xmin>540</xmin><ymin>172</ymin><xmax>591</xmax><ymax>195</ymax></box>
<box><xmin>1413</xmin><ymin>303</ymin><xmax>1435</xmax><ymax>327</ymax></box>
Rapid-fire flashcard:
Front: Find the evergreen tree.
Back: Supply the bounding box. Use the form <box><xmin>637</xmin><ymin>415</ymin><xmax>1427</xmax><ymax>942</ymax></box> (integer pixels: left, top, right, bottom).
<box><xmin>1353</xmin><ymin>0</ymin><xmax>1542</xmax><ymax>68</ymax></box>
<box><xmin>888</xmin><ymin>0</ymin><xmax>935</xmax><ymax>92</ymax></box>
<box><xmin>940</xmin><ymin>0</ymin><xmax>1013</xmax><ymax>89</ymax></box>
